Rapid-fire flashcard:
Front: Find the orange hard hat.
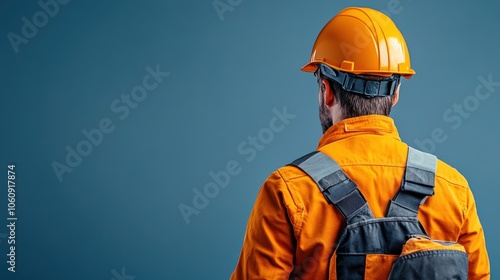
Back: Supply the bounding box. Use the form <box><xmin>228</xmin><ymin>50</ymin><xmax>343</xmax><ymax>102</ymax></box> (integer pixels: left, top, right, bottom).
<box><xmin>302</xmin><ymin>7</ymin><xmax>415</xmax><ymax>78</ymax></box>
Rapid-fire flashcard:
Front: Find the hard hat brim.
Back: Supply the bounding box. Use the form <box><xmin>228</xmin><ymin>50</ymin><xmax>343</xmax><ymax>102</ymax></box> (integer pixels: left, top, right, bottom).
<box><xmin>301</xmin><ymin>62</ymin><xmax>318</xmax><ymax>73</ymax></box>
<box><xmin>301</xmin><ymin>61</ymin><xmax>416</xmax><ymax>79</ymax></box>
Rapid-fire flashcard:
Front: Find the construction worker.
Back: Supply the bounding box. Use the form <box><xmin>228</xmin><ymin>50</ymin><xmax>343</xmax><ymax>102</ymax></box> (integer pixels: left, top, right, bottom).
<box><xmin>230</xmin><ymin>7</ymin><xmax>490</xmax><ymax>280</ymax></box>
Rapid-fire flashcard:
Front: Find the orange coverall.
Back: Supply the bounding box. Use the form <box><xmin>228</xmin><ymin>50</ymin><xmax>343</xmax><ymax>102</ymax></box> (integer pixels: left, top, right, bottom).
<box><xmin>231</xmin><ymin>115</ymin><xmax>490</xmax><ymax>280</ymax></box>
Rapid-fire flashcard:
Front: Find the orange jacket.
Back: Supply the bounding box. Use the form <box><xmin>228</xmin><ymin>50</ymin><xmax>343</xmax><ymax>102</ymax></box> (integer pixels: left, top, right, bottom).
<box><xmin>231</xmin><ymin>115</ymin><xmax>490</xmax><ymax>280</ymax></box>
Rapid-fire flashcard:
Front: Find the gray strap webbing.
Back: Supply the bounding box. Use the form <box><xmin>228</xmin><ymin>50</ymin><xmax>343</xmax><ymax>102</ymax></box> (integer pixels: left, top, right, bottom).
<box><xmin>290</xmin><ymin>151</ymin><xmax>369</xmax><ymax>220</ymax></box>
<box><xmin>387</xmin><ymin>147</ymin><xmax>437</xmax><ymax>217</ymax></box>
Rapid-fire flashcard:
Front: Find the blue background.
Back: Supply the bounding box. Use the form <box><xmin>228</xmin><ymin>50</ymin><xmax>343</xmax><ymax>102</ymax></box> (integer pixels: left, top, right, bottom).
<box><xmin>0</xmin><ymin>0</ymin><xmax>498</xmax><ymax>279</ymax></box>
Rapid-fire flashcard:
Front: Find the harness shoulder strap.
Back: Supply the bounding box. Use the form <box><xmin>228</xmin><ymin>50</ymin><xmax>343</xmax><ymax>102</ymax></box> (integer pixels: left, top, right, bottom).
<box><xmin>386</xmin><ymin>146</ymin><xmax>437</xmax><ymax>217</ymax></box>
<box><xmin>289</xmin><ymin>151</ymin><xmax>374</xmax><ymax>222</ymax></box>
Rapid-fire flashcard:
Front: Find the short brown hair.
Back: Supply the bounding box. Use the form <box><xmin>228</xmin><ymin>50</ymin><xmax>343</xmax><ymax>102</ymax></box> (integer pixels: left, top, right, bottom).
<box><xmin>320</xmin><ymin>74</ymin><xmax>397</xmax><ymax>119</ymax></box>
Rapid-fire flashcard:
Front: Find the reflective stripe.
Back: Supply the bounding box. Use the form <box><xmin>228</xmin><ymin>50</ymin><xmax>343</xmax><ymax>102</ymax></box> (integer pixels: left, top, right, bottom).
<box><xmin>407</xmin><ymin>146</ymin><xmax>437</xmax><ymax>173</ymax></box>
<box><xmin>403</xmin><ymin>147</ymin><xmax>437</xmax><ymax>195</ymax></box>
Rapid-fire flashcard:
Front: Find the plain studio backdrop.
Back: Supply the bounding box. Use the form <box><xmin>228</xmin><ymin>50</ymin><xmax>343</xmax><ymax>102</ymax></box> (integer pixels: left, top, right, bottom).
<box><xmin>0</xmin><ymin>0</ymin><xmax>498</xmax><ymax>279</ymax></box>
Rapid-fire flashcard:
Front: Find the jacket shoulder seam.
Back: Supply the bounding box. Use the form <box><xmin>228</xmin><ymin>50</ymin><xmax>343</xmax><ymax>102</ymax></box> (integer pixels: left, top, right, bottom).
<box><xmin>277</xmin><ymin>168</ymin><xmax>305</xmax><ymax>237</ymax></box>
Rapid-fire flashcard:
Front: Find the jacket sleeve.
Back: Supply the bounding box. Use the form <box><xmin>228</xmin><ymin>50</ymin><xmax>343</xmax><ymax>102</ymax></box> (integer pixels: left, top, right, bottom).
<box><xmin>458</xmin><ymin>186</ymin><xmax>490</xmax><ymax>280</ymax></box>
<box><xmin>230</xmin><ymin>170</ymin><xmax>296</xmax><ymax>280</ymax></box>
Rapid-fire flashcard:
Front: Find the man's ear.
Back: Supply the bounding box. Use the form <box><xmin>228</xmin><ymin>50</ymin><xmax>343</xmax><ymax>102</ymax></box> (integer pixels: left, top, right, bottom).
<box><xmin>391</xmin><ymin>84</ymin><xmax>400</xmax><ymax>107</ymax></box>
<box><xmin>322</xmin><ymin>79</ymin><xmax>335</xmax><ymax>107</ymax></box>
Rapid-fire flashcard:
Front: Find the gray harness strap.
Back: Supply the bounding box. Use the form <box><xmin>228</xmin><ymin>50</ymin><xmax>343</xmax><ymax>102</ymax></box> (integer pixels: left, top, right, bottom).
<box><xmin>387</xmin><ymin>147</ymin><xmax>437</xmax><ymax>217</ymax></box>
<box><xmin>290</xmin><ymin>151</ymin><xmax>373</xmax><ymax>221</ymax></box>
<box><xmin>289</xmin><ymin>146</ymin><xmax>437</xmax><ymax>220</ymax></box>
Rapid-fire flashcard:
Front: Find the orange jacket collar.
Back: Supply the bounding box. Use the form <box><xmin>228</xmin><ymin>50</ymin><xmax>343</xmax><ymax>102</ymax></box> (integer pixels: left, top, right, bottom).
<box><xmin>317</xmin><ymin>115</ymin><xmax>401</xmax><ymax>149</ymax></box>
